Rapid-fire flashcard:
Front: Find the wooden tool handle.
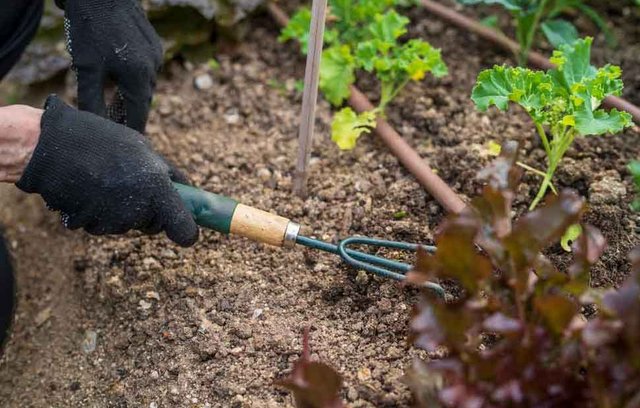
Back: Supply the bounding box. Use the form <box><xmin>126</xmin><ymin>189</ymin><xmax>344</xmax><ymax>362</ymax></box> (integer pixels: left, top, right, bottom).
<box><xmin>173</xmin><ymin>183</ymin><xmax>300</xmax><ymax>247</ymax></box>
<box><xmin>230</xmin><ymin>204</ymin><xmax>292</xmax><ymax>247</ymax></box>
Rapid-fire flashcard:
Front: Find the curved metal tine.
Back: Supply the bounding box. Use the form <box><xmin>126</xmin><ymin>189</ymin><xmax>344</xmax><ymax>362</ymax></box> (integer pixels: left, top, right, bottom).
<box><xmin>341</xmin><ymin>236</ymin><xmax>436</xmax><ymax>273</ymax></box>
<box><xmin>338</xmin><ymin>237</ymin><xmax>444</xmax><ymax>297</ymax></box>
<box><xmin>344</xmin><ymin>236</ymin><xmax>436</xmax><ymax>252</ymax></box>
<box><xmin>344</xmin><ymin>247</ymin><xmax>413</xmax><ymax>273</ymax></box>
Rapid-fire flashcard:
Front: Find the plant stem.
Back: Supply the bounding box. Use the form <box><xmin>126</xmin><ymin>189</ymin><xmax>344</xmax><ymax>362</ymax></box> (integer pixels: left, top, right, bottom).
<box><xmin>380</xmin><ymin>82</ymin><xmax>394</xmax><ymax>111</ymax></box>
<box><xmin>379</xmin><ymin>78</ymin><xmax>409</xmax><ymax>111</ymax></box>
<box><xmin>530</xmin><ymin>163</ymin><xmax>557</xmax><ymax>210</ymax></box>
<box><xmin>529</xmin><ymin>128</ymin><xmax>575</xmax><ymax>210</ymax></box>
<box><xmin>516</xmin><ymin>161</ymin><xmax>558</xmax><ymax>194</ymax></box>
<box><xmin>536</xmin><ymin>123</ymin><xmax>552</xmax><ymax>157</ymax></box>
<box><xmin>517</xmin><ymin>0</ymin><xmax>548</xmax><ymax>66</ymax></box>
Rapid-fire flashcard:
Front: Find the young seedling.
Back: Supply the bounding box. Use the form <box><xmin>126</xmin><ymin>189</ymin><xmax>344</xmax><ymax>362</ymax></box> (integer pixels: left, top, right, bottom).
<box><xmin>276</xmin><ymin>328</ymin><xmax>345</xmax><ymax>408</ymax></box>
<box><xmin>280</xmin><ymin>0</ymin><xmax>447</xmax><ymax>150</ymax></box>
<box><xmin>630</xmin><ymin>160</ymin><xmax>640</xmax><ymax>211</ymax></box>
<box><xmin>459</xmin><ymin>0</ymin><xmax>615</xmax><ymax>66</ymax></box>
<box><xmin>472</xmin><ymin>37</ymin><xmax>632</xmax><ymax>209</ymax></box>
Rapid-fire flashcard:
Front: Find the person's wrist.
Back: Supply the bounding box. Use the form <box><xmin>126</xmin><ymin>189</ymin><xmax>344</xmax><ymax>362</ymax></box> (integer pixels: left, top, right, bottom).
<box><xmin>0</xmin><ymin>105</ymin><xmax>42</xmax><ymax>183</ymax></box>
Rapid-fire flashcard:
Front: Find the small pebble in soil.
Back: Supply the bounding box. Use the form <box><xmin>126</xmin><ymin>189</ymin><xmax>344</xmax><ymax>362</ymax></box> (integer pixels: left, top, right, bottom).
<box><xmin>256</xmin><ymin>168</ymin><xmax>272</xmax><ymax>182</ymax></box>
<box><xmin>138</xmin><ymin>300</ymin><xmax>152</xmax><ymax>310</ymax></box>
<box><xmin>145</xmin><ymin>291</ymin><xmax>160</xmax><ymax>301</ymax></box>
<box><xmin>251</xmin><ymin>308</ymin><xmax>263</xmax><ymax>319</ymax></box>
<box><xmin>356</xmin><ymin>270</ymin><xmax>369</xmax><ymax>285</ymax></box>
<box><xmin>357</xmin><ymin>367</ymin><xmax>372</xmax><ymax>381</ymax></box>
<box><xmin>158</xmin><ymin>103</ymin><xmax>172</xmax><ymax>116</ymax></box>
<box><xmin>194</xmin><ymin>74</ymin><xmax>213</xmax><ymax>90</ymax></box>
<box><xmin>224</xmin><ymin>109</ymin><xmax>241</xmax><ymax>125</ymax></box>
<box><xmin>150</xmin><ymin>370</ymin><xmax>160</xmax><ymax>380</ymax></box>
<box><xmin>142</xmin><ymin>257</ymin><xmax>161</xmax><ymax>271</ymax></box>
<box><xmin>160</xmin><ymin>249</ymin><xmax>177</xmax><ymax>259</ymax></box>
<box><xmin>309</xmin><ymin>157</ymin><xmax>321</xmax><ymax>168</ymax></box>
<box><xmin>313</xmin><ymin>263</ymin><xmax>328</xmax><ymax>272</ymax></box>
<box><xmin>34</xmin><ymin>307</ymin><xmax>52</xmax><ymax>327</ymax></box>
<box><xmin>82</xmin><ymin>330</ymin><xmax>97</xmax><ymax>354</ymax></box>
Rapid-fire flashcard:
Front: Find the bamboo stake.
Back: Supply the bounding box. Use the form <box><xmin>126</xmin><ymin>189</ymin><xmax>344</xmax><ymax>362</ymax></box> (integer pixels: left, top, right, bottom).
<box><xmin>292</xmin><ymin>0</ymin><xmax>328</xmax><ymax>197</ymax></box>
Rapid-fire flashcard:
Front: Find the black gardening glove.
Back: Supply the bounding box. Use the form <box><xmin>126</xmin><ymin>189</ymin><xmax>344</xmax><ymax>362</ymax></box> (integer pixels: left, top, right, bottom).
<box><xmin>16</xmin><ymin>95</ymin><xmax>199</xmax><ymax>247</ymax></box>
<box><xmin>57</xmin><ymin>0</ymin><xmax>163</xmax><ymax>133</ymax></box>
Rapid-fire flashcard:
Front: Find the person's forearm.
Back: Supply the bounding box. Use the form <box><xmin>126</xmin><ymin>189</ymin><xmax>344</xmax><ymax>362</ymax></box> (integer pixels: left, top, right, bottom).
<box><xmin>0</xmin><ymin>105</ymin><xmax>42</xmax><ymax>183</ymax></box>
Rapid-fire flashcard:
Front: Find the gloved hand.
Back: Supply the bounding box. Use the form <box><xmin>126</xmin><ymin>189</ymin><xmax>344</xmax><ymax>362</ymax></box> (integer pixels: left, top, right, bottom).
<box><xmin>16</xmin><ymin>95</ymin><xmax>199</xmax><ymax>247</ymax></box>
<box><xmin>56</xmin><ymin>0</ymin><xmax>163</xmax><ymax>133</ymax></box>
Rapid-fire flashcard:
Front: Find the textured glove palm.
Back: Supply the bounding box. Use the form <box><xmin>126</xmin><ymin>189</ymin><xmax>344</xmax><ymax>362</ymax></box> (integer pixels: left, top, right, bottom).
<box><xmin>16</xmin><ymin>96</ymin><xmax>199</xmax><ymax>247</ymax></box>
<box><xmin>60</xmin><ymin>0</ymin><xmax>163</xmax><ymax>133</ymax></box>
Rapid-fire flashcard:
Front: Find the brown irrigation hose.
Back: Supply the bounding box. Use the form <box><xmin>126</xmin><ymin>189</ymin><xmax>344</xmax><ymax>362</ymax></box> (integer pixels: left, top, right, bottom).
<box><xmin>420</xmin><ymin>0</ymin><xmax>640</xmax><ymax>125</ymax></box>
<box><xmin>266</xmin><ymin>3</ymin><xmax>467</xmax><ymax>214</ymax></box>
<box><xmin>347</xmin><ymin>87</ymin><xmax>466</xmax><ymax>214</ymax></box>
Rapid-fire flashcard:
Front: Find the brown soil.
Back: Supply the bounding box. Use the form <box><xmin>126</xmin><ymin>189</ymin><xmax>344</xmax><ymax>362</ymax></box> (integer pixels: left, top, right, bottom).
<box><xmin>1</xmin><ymin>1</ymin><xmax>639</xmax><ymax>407</ymax></box>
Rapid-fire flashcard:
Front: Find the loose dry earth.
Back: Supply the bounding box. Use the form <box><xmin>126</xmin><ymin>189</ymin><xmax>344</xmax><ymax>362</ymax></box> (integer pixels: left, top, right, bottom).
<box><xmin>1</xmin><ymin>1</ymin><xmax>638</xmax><ymax>407</ymax></box>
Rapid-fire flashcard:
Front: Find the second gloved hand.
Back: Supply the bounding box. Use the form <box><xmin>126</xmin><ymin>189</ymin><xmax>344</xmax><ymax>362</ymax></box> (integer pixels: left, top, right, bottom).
<box><xmin>16</xmin><ymin>95</ymin><xmax>199</xmax><ymax>247</ymax></box>
<box><xmin>58</xmin><ymin>0</ymin><xmax>163</xmax><ymax>133</ymax></box>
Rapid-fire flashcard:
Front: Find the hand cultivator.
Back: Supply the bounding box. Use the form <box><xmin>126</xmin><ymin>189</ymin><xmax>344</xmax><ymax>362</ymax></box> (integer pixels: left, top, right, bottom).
<box><xmin>174</xmin><ymin>183</ymin><xmax>444</xmax><ymax>296</ymax></box>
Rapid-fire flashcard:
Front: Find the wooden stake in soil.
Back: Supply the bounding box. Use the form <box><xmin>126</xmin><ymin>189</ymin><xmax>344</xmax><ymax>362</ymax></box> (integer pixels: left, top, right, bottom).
<box><xmin>292</xmin><ymin>0</ymin><xmax>328</xmax><ymax>198</ymax></box>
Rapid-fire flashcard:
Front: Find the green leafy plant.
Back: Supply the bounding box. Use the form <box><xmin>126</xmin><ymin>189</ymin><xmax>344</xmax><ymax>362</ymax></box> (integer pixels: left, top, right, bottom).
<box><xmin>406</xmin><ymin>141</ymin><xmax>640</xmax><ymax>407</ymax></box>
<box><xmin>630</xmin><ymin>161</ymin><xmax>640</xmax><ymax>211</ymax></box>
<box><xmin>280</xmin><ymin>0</ymin><xmax>447</xmax><ymax>150</ymax></box>
<box><xmin>459</xmin><ymin>0</ymin><xmax>615</xmax><ymax>66</ymax></box>
<box><xmin>472</xmin><ymin>37</ymin><xmax>632</xmax><ymax>209</ymax></box>
<box><xmin>276</xmin><ymin>328</ymin><xmax>345</xmax><ymax>408</ymax></box>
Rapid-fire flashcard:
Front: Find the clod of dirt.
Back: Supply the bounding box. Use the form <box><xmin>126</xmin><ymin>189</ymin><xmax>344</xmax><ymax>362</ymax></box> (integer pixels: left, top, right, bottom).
<box><xmin>589</xmin><ymin>170</ymin><xmax>627</xmax><ymax>205</ymax></box>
